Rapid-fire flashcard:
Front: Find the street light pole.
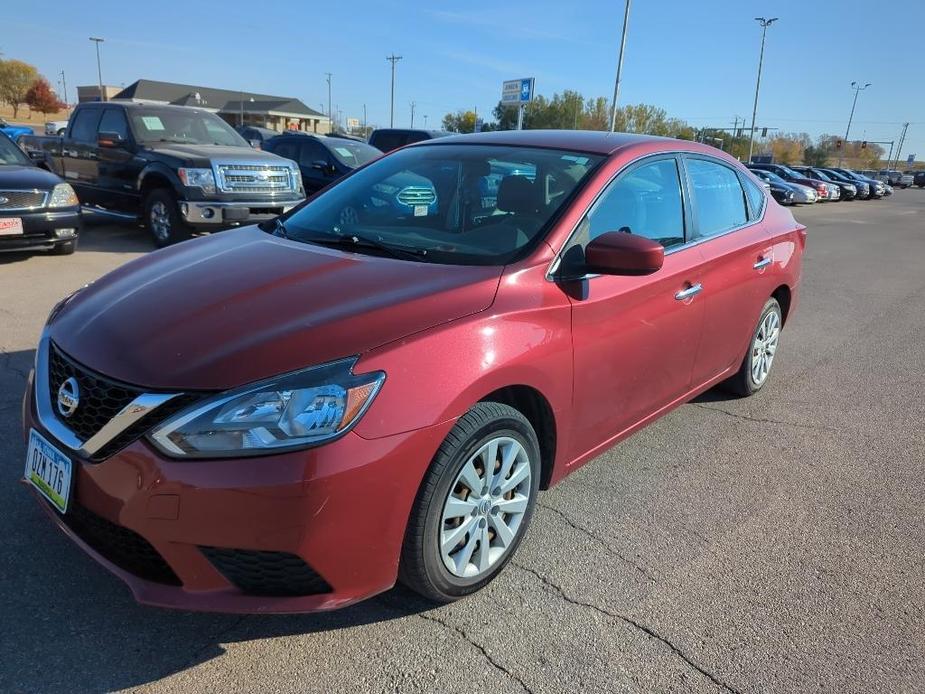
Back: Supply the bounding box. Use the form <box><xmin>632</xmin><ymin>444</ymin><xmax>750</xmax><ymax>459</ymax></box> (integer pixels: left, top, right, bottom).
<box><xmin>410</xmin><ymin>100</ymin><xmax>416</xmax><ymax>128</ymax></box>
<box><xmin>840</xmin><ymin>81</ymin><xmax>871</xmax><ymax>165</ymax></box>
<box><xmin>89</xmin><ymin>37</ymin><xmax>105</xmax><ymax>102</ymax></box>
<box><xmin>609</xmin><ymin>0</ymin><xmax>632</xmax><ymax>132</ymax></box>
<box><xmin>386</xmin><ymin>54</ymin><xmax>402</xmax><ymax>127</ymax></box>
<box><xmin>747</xmin><ymin>17</ymin><xmax>777</xmax><ymax>163</ymax></box>
<box><xmin>59</xmin><ymin>70</ymin><xmax>68</xmax><ymax>110</ymax></box>
<box><xmin>324</xmin><ymin>73</ymin><xmax>333</xmax><ymax>134</ymax></box>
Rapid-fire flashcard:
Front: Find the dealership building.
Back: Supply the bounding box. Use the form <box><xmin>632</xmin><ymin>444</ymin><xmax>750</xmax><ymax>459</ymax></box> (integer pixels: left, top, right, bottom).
<box><xmin>93</xmin><ymin>79</ymin><xmax>331</xmax><ymax>134</ymax></box>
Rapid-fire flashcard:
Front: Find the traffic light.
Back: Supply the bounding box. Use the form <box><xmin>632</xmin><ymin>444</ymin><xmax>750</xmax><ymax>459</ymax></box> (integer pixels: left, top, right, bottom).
<box><xmin>761</xmin><ymin>128</ymin><xmax>768</xmax><ymax>137</ymax></box>
<box><xmin>836</xmin><ymin>139</ymin><xmax>843</xmax><ymax>149</ymax></box>
<box><xmin>861</xmin><ymin>141</ymin><xmax>867</xmax><ymax>149</ymax></box>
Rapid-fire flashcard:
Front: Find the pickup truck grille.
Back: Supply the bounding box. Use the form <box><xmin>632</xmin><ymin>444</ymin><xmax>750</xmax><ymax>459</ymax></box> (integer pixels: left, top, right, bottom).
<box><xmin>0</xmin><ymin>190</ymin><xmax>47</xmax><ymax>210</ymax></box>
<box><xmin>216</xmin><ymin>164</ymin><xmax>294</xmax><ymax>194</ymax></box>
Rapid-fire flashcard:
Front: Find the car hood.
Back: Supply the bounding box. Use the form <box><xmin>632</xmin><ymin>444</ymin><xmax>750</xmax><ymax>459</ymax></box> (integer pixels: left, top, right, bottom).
<box><xmin>145</xmin><ymin>143</ymin><xmax>290</xmax><ymax>166</ymax></box>
<box><xmin>0</xmin><ymin>163</ymin><xmax>61</xmax><ymax>189</ymax></box>
<box><xmin>48</xmin><ymin>227</ymin><xmax>502</xmax><ymax>390</ymax></box>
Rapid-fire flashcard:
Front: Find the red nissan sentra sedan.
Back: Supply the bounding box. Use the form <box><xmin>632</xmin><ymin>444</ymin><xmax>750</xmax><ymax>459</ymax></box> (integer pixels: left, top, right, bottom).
<box><xmin>22</xmin><ymin>130</ymin><xmax>805</xmax><ymax>613</ymax></box>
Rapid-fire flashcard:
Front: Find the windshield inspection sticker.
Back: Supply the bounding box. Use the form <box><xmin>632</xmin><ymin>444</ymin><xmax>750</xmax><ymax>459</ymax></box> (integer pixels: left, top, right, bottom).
<box><xmin>334</xmin><ymin>147</ymin><xmax>353</xmax><ymax>157</ymax></box>
<box><xmin>414</xmin><ymin>205</ymin><xmax>428</xmax><ymax>217</ymax></box>
<box><xmin>141</xmin><ymin>116</ymin><xmax>165</xmax><ymax>131</ymax></box>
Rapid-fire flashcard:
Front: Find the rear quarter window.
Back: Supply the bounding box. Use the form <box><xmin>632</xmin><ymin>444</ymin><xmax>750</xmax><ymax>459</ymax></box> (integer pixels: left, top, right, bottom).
<box><xmin>742</xmin><ymin>175</ymin><xmax>766</xmax><ymax>219</ymax></box>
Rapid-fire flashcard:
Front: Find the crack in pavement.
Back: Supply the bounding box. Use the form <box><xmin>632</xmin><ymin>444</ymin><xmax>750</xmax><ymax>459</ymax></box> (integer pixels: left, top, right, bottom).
<box><xmin>418</xmin><ymin>612</ymin><xmax>533</xmax><ymax>693</ymax></box>
<box><xmin>690</xmin><ymin>402</ymin><xmax>837</xmax><ymax>433</ymax></box>
<box><xmin>513</xmin><ymin>563</ymin><xmax>742</xmax><ymax>694</ymax></box>
<box><xmin>538</xmin><ymin>502</ymin><xmax>657</xmax><ymax>583</ymax></box>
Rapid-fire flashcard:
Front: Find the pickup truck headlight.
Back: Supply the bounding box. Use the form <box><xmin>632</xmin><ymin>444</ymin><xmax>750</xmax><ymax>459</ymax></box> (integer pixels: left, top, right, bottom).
<box><xmin>177</xmin><ymin>167</ymin><xmax>216</xmax><ymax>194</ymax></box>
<box><xmin>148</xmin><ymin>359</ymin><xmax>385</xmax><ymax>458</ymax></box>
<box><xmin>47</xmin><ymin>183</ymin><xmax>79</xmax><ymax>208</ymax></box>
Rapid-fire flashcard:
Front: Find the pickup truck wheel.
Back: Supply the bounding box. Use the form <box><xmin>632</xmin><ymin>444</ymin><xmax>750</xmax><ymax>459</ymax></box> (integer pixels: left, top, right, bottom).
<box><xmin>144</xmin><ymin>189</ymin><xmax>190</xmax><ymax>248</ymax></box>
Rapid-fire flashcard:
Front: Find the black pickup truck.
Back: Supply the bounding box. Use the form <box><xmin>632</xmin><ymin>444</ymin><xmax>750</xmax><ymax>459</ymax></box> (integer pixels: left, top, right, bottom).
<box><xmin>21</xmin><ymin>102</ymin><xmax>304</xmax><ymax>246</ymax></box>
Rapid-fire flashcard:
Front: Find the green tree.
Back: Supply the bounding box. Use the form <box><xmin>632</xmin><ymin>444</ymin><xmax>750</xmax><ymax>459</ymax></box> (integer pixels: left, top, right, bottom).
<box><xmin>0</xmin><ymin>59</ymin><xmax>39</xmax><ymax>118</ymax></box>
<box><xmin>442</xmin><ymin>110</ymin><xmax>477</xmax><ymax>133</ymax></box>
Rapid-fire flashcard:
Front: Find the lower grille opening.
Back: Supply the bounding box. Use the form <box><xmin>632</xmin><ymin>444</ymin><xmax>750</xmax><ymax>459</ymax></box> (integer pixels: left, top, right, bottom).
<box><xmin>200</xmin><ymin>547</ymin><xmax>332</xmax><ymax>597</ymax></box>
<box><xmin>59</xmin><ymin>502</ymin><xmax>181</xmax><ymax>586</ymax></box>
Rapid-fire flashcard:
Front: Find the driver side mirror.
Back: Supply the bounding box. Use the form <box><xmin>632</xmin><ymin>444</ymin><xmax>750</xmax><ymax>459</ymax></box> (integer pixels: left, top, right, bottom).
<box><xmin>583</xmin><ymin>231</ymin><xmax>665</xmax><ymax>276</ymax></box>
<box><xmin>97</xmin><ymin>131</ymin><xmax>125</xmax><ymax>148</ymax></box>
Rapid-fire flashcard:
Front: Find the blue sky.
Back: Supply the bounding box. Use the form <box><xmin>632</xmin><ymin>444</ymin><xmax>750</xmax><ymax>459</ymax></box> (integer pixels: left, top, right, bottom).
<box><xmin>4</xmin><ymin>0</ymin><xmax>922</xmax><ymax>162</ymax></box>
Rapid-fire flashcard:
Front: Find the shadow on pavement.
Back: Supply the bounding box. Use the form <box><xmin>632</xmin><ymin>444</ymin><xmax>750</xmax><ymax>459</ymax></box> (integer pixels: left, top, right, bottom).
<box><xmin>0</xmin><ymin>347</ymin><xmax>434</xmax><ymax>692</ymax></box>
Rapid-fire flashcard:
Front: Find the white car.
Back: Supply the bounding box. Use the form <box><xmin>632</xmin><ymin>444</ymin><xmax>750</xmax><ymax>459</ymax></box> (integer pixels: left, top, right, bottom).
<box><xmin>44</xmin><ymin>120</ymin><xmax>68</xmax><ymax>135</ymax></box>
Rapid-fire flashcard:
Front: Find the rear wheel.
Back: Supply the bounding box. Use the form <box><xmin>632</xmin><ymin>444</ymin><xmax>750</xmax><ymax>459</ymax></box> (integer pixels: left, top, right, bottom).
<box><xmin>144</xmin><ymin>188</ymin><xmax>190</xmax><ymax>248</ymax></box>
<box><xmin>722</xmin><ymin>298</ymin><xmax>782</xmax><ymax>397</ymax></box>
<box><xmin>399</xmin><ymin>402</ymin><xmax>541</xmax><ymax>603</ymax></box>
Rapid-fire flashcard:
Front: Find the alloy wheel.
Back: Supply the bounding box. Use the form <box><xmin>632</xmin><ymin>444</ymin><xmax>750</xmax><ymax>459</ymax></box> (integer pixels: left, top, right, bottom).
<box><xmin>440</xmin><ymin>436</ymin><xmax>532</xmax><ymax>578</ymax></box>
<box><xmin>751</xmin><ymin>307</ymin><xmax>781</xmax><ymax>386</ymax></box>
<box><xmin>150</xmin><ymin>201</ymin><xmax>171</xmax><ymax>242</ymax></box>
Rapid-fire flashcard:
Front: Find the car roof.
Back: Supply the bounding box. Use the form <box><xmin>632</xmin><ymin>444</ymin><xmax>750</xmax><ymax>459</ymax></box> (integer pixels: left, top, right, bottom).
<box><xmin>412</xmin><ymin>129</ymin><xmax>699</xmax><ymax>156</ymax></box>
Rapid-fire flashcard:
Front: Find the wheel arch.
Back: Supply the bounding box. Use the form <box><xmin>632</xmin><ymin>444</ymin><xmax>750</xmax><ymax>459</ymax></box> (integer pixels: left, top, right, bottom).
<box><xmin>771</xmin><ymin>284</ymin><xmax>792</xmax><ymax>325</ymax></box>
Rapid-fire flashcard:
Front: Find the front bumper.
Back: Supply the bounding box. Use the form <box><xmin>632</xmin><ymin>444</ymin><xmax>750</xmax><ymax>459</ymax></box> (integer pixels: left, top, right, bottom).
<box><xmin>22</xmin><ymin>377</ymin><xmax>454</xmax><ymax>613</ymax></box>
<box><xmin>179</xmin><ymin>198</ymin><xmax>303</xmax><ymax>227</ymax></box>
<box><xmin>0</xmin><ymin>208</ymin><xmax>81</xmax><ymax>253</ymax></box>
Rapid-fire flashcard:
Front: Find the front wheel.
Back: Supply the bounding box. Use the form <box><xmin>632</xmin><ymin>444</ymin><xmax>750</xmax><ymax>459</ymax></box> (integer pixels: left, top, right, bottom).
<box><xmin>144</xmin><ymin>189</ymin><xmax>190</xmax><ymax>248</ymax></box>
<box><xmin>399</xmin><ymin>402</ymin><xmax>541</xmax><ymax>603</ymax></box>
<box><xmin>722</xmin><ymin>297</ymin><xmax>782</xmax><ymax>397</ymax></box>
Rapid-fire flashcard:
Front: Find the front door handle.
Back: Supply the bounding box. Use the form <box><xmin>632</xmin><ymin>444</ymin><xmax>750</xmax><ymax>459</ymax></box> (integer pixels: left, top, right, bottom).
<box><xmin>674</xmin><ymin>283</ymin><xmax>703</xmax><ymax>301</ymax></box>
<box><xmin>753</xmin><ymin>256</ymin><xmax>772</xmax><ymax>269</ymax></box>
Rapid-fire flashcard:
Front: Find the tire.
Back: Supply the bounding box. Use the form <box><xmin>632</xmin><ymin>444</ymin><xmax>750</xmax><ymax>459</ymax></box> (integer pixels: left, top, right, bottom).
<box><xmin>144</xmin><ymin>188</ymin><xmax>190</xmax><ymax>248</ymax></box>
<box><xmin>56</xmin><ymin>128</ymin><xmax>65</xmax><ymax>135</ymax></box>
<box><xmin>722</xmin><ymin>297</ymin><xmax>783</xmax><ymax>397</ymax></box>
<box><xmin>50</xmin><ymin>238</ymin><xmax>77</xmax><ymax>255</ymax></box>
<box><xmin>399</xmin><ymin>402</ymin><xmax>541</xmax><ymax>603</ymax></box>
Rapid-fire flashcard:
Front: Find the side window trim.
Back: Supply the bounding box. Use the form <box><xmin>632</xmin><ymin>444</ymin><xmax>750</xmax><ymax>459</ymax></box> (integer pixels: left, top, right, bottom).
<box><xmin>671</xmin><ymin>153</ymin><xmax>758</xmax><ymax>254</ymax></box>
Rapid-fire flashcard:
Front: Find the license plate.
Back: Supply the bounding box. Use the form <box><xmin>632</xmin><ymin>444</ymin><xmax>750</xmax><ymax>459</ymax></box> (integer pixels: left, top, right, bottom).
<box><xmin>0</xmin><ymin>217</ymin><xmax>24</xmax><ymax>236</ymax></box>
<box><xmin>25</xmin><ymin>429</ymin><xmax>73</xmax><ymax>514</ymax></box>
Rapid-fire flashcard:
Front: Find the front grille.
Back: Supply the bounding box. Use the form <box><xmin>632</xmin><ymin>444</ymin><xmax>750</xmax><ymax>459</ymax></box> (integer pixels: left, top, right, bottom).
<box><xmin>0</xmin><ymin>190</ymin><xmax>46</xmax><ymax>210</ymax></box>
<box><xmin>59</xmin><ymin>501</ymin><xmax>181</xmax><ymax>585</ymax></box>
<box><xmin>48</xmin><ymin>343</ymin><xmax>141</xmax><ymax>443</ymax></box>
<box><xmin>200</xmin><ymin>547</ymin><xmax>332</xmax><ymax>597</ymax></box>
<box><xmin>217</xmin><ymin>164</ymin><xmax>293</xmax><ymax>193</ymax></box>
<box><xmin>396</xmin><ymin>186</ymin><xmax>436</xmax><ymax>206</ymax></box>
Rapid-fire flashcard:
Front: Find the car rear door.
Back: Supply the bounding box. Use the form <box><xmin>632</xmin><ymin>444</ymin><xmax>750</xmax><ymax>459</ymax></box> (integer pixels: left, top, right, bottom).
<box><xmin>683</xmin><ymin>156</ymin><xmax>775</xmax><ymax>386</ymax></box>
<box><xmin>566</xmin><ymin>154</ymin><xmax>705</xmax><ymax>452</ymax></box>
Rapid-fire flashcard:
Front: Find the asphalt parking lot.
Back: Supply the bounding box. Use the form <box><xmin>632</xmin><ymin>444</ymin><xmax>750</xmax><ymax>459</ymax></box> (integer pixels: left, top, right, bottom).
<box><xmin>1</xmin><ymin>191</ymin><xmax>923</xmax><ymax>694</ymax></box>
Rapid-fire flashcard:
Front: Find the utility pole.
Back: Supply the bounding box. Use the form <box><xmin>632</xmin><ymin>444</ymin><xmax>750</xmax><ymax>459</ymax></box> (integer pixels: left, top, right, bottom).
<box><xmin>89</xmin><ymin>37</ymin><xmax>105</xmax><ymax>101</ymax></box>
<box><xmin>892</xmin><ymin>122</ymin><xmax>909</xmax><ymax>170</ymax></box>
<box><xmin>324</xmin><ymin>73</ymin><xmax>333</xmax><ymax>133</ymax></box>
<box><xmin>747</xmin><ymin>17</ymin><xmax>778</xmax><ymax>163</ymax></box>
<box><xmin>609</xmin><ymin>0</ymin><xmax>632</xmax><ymax>132</ymax></box>
<box><xmin>386</xmin><ymin>54</ymin><xmax>403</xmax><ymax>127</ymax></box>
<box><xmin>59</xmin><ymin>70</ymin><xmax>68</xmax><ymax>109</ymax></box>
<box><xmin>841</xmin><ymin>81</ymin><xmax>871</xmax><ymax>165</ymax></box>
<box><xmin>410</xmin><ymin>100</ymin><xmax>416</xmax><ymax>128</ymax></box>
<box><xmin>423</xmin><ymin>114</ymin><xmax>428</xmax><ymax>127</ymax></box>
<box><xmin>363</xmin><ymin>104</ymin><xmax>367</xmax><ymax>134</ymax></box>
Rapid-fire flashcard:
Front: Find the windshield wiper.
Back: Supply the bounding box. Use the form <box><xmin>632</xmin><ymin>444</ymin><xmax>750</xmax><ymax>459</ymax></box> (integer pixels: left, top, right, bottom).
<box><xmin>270</xmin><ymin>217</ymin><xmax>288</xmax><ymax>239</ymax></box>
<box><xmin>302</xmin><ymin>233</ymin><xmax>428</xmax><ymax>261</ymax></box>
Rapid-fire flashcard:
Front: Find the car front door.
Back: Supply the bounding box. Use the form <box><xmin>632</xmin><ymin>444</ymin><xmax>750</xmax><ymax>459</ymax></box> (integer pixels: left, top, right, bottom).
<box><xmin>299</xmin><ymin>139</ymin><xmax>337</xmax><ymax>193</ymax></box>
<box><xmin>683</xmin><ymin>156</ymin><xmax>775</xmax><ymax>386</ymax></box>
<box><xmin>96</xmin><ymin>107</ymin><xmax>140</xmax><ymax>213</ymax></box>
<box><xmin>565</xmin><ymin>155</ymin><xmax>706</xmax><ymax>453</ymax></box>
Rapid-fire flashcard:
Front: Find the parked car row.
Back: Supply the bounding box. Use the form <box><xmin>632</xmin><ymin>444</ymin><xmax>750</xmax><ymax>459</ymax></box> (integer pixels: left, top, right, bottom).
<box><xmin>747</xmin><ymin>163</ymin><xmax>890</xmax><ymax>204</ymax></box>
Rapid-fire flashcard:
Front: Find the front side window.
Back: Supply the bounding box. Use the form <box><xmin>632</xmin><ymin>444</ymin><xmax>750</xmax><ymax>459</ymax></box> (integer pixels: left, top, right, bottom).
<box><xmin>687</xmin><ymin>158</ymin><xmax>747</xmax><ymax>239</ymax></box>
<box><xmin>0</xmin><ymin>133</ymin><xmax>31</xmax><ymax>165</ymax></box>
<box><xmin>276</xmin><ymin>144</ymin><xmax>602</xmax><ymax>265</ymax></box>
<box><xmin>580</xmin><ymin>157</ymin><xmax>686</xmax><ymax>249</ymax></box>
<box><xmin>98</xmin><ymin>109</ymin><xmax>129</xmax><ymax>140</ymax></box>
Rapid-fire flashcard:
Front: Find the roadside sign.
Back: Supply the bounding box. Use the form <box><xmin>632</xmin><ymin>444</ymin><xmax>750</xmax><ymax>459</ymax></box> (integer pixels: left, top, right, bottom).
<box><xmin>474</xmin><ymin>118</ymin><xmax>484</xmax><ymax>133</ymax></box>
<box><xmin>347</xmin><ymin>118</ymin><xmax>360</xmax><ymax>129</ymax></box>
<box><xmin>501</xmin><ymin>78</ymin><xmax>534</xmax><ymax>105</ymax></box>
<box><xmin>908</xmin><ymin>154</ymin><xmax>916</xmax><ymax>165</ymax></box>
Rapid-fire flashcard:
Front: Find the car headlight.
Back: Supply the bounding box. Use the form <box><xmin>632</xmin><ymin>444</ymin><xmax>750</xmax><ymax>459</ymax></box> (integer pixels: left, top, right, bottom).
<box><xmin>177</xmin><ymin>167</ymin><xmax>216</xmax><ymax>194</ymax></box>
<box><xmin>47</xmin><ymin>183</ymin><xmax>79</xmax><ymax>208</ymax></box>
<box><xmin>148</xmin><ymin>358</ymin><xmax>385</xmax><ymax>458</ymax></box>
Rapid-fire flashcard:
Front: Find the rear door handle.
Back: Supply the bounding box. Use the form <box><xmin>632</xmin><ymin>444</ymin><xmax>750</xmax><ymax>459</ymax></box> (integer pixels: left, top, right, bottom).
<box><xmin>674</xmin><ymin>283</ymin><xmax>703</xmax><ymax>301</ymax></box>
<box><xmin>753</xmin><ymin>257</ymin><xmax>772</xmax><ymax>269</ymax></box>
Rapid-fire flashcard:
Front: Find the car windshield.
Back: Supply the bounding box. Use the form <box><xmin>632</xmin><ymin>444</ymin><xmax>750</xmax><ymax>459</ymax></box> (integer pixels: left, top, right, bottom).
<box><xmin>810</xmin><ymin>170</ymin><xmax>831</xmax><ymax>181</ymax></box>
<box><xmin>0</xmin><ymin>134</ymin><xmax>31</xmax><ymax>165</ymax></box>
<box><xmin>777</xmin><ymin>166</ymin><xmax>803</xmax><ymax>179</ymax></box>
<box><xmin>129</xmin><ymin>108</ymin><xmax>248</xmax><ymax>147</ymax></box>
<box><xmin>277</xmin><ymin>144</ymin><xmax>602</xmax><ymax>266</ymax></box>
<box><xmin>756</xmin><ymin>169</ymin><xmax>784</xmax><ymax>183</ymax></box>
<box><xmin>326</xmin><ymin>139</ymin><xmax>381</xmax><ymax>168</ymax></box>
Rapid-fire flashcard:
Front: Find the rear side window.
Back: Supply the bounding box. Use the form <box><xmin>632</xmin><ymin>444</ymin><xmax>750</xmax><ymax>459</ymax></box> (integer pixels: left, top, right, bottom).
<box><xmin>742</xmin><ymin>175</ymin><xmax>765</xmax><ymax>219</ymax></box>
<box><xmin>98</xmin><ymin>109</ymin><xmax>129</xmax><ymax>140</ymax></box>
<box><xmin>267</xmin><ymin>140</ymin><xmax>299</xmax><ymax>162</ymax></box>
<box><xmin>581</xmin><ymin>157</ymin><xmax>686</xmax><ymax>249</ymax></box>
<box><xmin>70</xmin><ymin>109</ymin><xmax>102</xmax><ymax>143</ymax></box>
<box><xmin>686</xmin><ymin>158</ymin><xmax>747</xmax><ymax>239</ymax></box>
<box><xmin>371</xmin><ymin>132</ymin><xmax>404</xmax><ymax>152</ymax></box>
